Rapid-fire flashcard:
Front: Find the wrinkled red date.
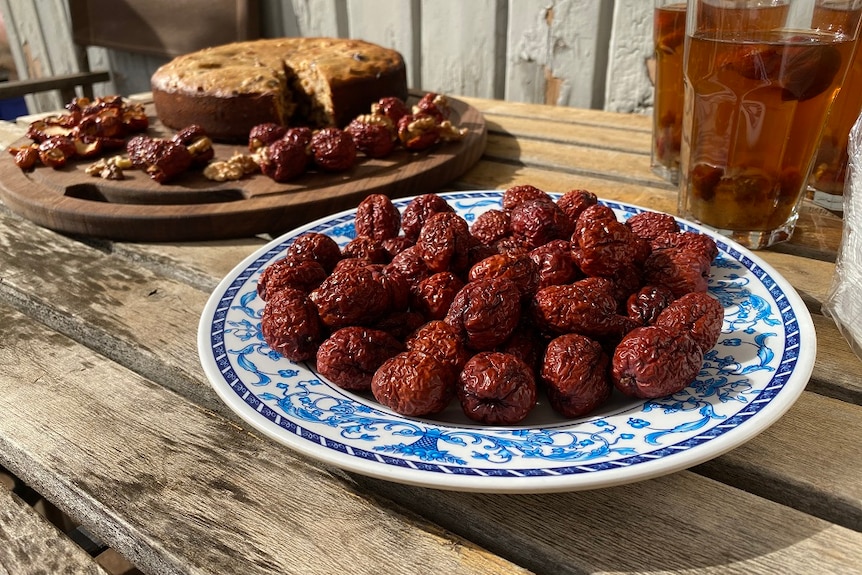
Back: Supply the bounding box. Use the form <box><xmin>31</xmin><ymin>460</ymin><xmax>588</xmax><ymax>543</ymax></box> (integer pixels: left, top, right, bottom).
<box><xmin>315</xmin><ymin>326</ymin><xmax>404</xmax><ymax>391</ymax></box>
<box><xmin>611</xmin><ymin>325</ymin><xmax>703</xmax><ymax>399</ymax></box>
<box><xmin>415</xmin><ymin>211</ymin><xmax>471</xmax><ymax>274</ymax></box>
<box><xmin>643</xmin><ymin>247</ymin><xmax>712</xmax><ymax>298</ymax></box>
<box><xmin>286</xmin><ymin>232</ymin><xmax>343</xmax><ymax>273</ymax></box>
<box><xmin>260</xmin><ymin>288</ymin><xmax>324</xmax><ymax>362</ymax></box>
<box><xmin>341</xmin><ymin>235</ymin><xmax>389</xmax><ymax>264</ymax></box>
<box><xmin>257</xmin><ymin>257</ymin><xmax>328</xmax><ymax>300</ymax></box>
<box><xmin>541</xmin><ymin>333</ymin><xmax>611</xmax><ymax>418</ymax></box>
<box><xmin>309</xmin><ymin>266</ymin><xmax>391</xmax><ymax>328</ymax></box>
<box><xmin>400</xmin><ymin>193</ymin><xmax>455</xmax><ymax>241</ymax></box>
<box><xmin>445</xmin><ymin>276</ymin><xmax>521</xmax><ymax>350</ymax></box>
<box><xmin>458</xmin><ymin>352</ymin><xmax>537</xmax><ymax>425</ymax></box>
<box><xmin>625</xmin><ymin>211</ymin><xmax>680</xmax><ymax>241</ymax></box>
<box><xmin>355</xmin><ymin>194</ymin><xmax>401</xmax><ymax>241</ymax></box>
<box><xmin>510</xmin><ymin>199</ymin><xmax>573</xmax><ymax>249</ymax></box>
<box><xmin>309</xmin><ymin>128</ymin><xmax>357</xmax><ymax>172</ymax></box>
<box><xmin>528</xmin><ymin>239</ymin><xmax>579</xmax><ymax>290</ymax></box>
<box><xmin>411</xmin><ymin>272</ymin><xmax>465</xmax><ymax>320</ymax></box>
<box><xmin>502</xmin><ymin>185</ymin><xmax>552</xmax><ymax>211</ymax></box>
<box><xmin>470</xmin><ymin>209</ymin><xmax>511</xmax><ymax>245</ymax></box>
<box><xmin>371</xmin><ymin>350</ymin><xmax>456</xmax><ymax>416</ymax></box>
<box><xmin>655</xmin><ymin>291</ymin><xmax>724</xmax><ymax>353</ymax></box>
<box><xmin>468</xmin><ymin>252</ymin><xmax>539</xmax><ymax>302</ymax></box>
<box><xmin>406</xmin><ymin>319</ymin><xmax>470</xmax><ymax>373</ymax></box>
<box><xmin>556</xmin><ymin>188</ymin><xmax>597</xmax><ymax>222</ymax></box>
<box><xmin>626</xmin><ymin>285</ymin><xmax>676</xmax><ymax>326</ymax></box>
<box><xmin>260</xmin><ymin>138</ymin><xmax>309</xmax><ymax>182</ymax></box>
<box><xmin>532</xmin><ymin>277</ymin><xmax>637</xmax><ymax>340</ymax></box>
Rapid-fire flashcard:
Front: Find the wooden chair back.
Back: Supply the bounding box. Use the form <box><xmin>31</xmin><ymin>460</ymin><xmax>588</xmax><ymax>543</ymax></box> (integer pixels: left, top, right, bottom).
<box><xmin>0</xmin><ymin>0</ymin><xmax>259</xmax><ymax>115</ymax></box>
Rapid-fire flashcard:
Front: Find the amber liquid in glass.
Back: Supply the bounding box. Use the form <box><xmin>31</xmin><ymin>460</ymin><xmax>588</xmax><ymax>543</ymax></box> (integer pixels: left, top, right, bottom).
<box><xmin>652</xmin><ymin>3</ymin><xmax>687</xmax><ymax>182</ymax></box>
<box><xmin>809</xmin><ymin>4</ymin><xmax>862</xmax><ymax>210</ymax></box>
<box><xmin>680</xmin><ymin>5</ymin><xmax>853</xmax><ymax>243</ymax></box>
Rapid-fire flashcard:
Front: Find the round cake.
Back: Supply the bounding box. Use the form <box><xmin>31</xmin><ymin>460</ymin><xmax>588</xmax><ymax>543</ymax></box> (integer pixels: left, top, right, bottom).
<box><xmin>151</xmin><ymin>37</ymin><xmax>408</xmax><ymax>141</ymax></box>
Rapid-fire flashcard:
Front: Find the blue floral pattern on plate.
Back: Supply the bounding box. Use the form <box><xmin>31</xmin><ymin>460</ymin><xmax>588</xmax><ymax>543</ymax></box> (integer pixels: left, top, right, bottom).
<box><xmin>198</xmin><ymin>191</ymin><xmax>816</xmax><ymax>492</ymax></box>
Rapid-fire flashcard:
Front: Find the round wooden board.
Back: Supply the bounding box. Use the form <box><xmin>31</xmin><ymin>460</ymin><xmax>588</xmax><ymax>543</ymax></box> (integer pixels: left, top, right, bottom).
<box><xmin>0</xmin><ymin>94</ymin><xmax>487</xmax><ymax>242</ymax></box>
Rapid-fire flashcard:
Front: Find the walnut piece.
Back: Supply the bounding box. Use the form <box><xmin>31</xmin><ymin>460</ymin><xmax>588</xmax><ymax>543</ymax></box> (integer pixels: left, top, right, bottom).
<box><xmin>203</xmin><ymin>152</ymin><xmax>260</xmax><ymax>181</ymax></box>
<box><xmin>85</xmin><ymin>155</ymin><xmax>132</xmax><ymax>180</ymax></box>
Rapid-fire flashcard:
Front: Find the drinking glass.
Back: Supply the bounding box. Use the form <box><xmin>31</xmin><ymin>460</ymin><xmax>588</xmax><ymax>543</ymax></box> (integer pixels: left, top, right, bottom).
<box><xmin>678</xmin><ymin>0</ymin><xmax>862</xmax><ymax>249</ymax></box>
<box><xmin>652</xmin><ymin>1</ymin><xmax>688</xmax><ymax>184</ymax></box>
<box><xmin>809</xmin><ymin>1</ymin><xmax>862</xmax><ymax>212</ymax></box>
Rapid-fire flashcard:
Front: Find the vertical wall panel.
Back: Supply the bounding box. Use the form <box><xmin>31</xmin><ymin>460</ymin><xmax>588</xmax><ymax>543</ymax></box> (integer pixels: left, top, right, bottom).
<box><xmin>604</xmin><ymin>0</ymin><xmax>653</xmax><ymax>113</ymax></box>
<box><xmin>347</xmin><ymin>0</ymin><xmax>421</xmax><ymax>88</ymax></box>
<box><xmin>505</xmin><ymin>0</ymin><xmax>610</xmax><ymax>109</ymax></box>
<box><xmin>419</xmin><ymin>0</ymin><xmax>507</xmax><ymax>99</ymax></box>
<box><xmin>1</xmin><ymin>0</ymin><xmax>655</xmax><ymax>115</ymax></box>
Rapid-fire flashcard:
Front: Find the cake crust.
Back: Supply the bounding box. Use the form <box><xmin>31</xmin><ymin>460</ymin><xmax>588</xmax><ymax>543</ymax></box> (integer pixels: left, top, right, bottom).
<box><xmin>151</xmin><ymin>37</ymin><xmax>408</xmax><ymax>141</ymax></box>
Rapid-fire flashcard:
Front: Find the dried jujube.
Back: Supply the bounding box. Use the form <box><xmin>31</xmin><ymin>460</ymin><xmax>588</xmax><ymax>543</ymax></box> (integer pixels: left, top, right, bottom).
<box><xmin>541</xmin><ymin>333</ymin><xmax>611</xmax><ymax>418</ymax></box>
<box><xmin>260</xmin><ymin>288</ymin><xmax>324</xmax><ymax>362</ymax></box>
<box><xmin>285</xmin><ymin>232</ymin><xmax>343</xmax><ymax>273</ymax></box>
<box><xmin>532</xmin><ymin>277</ymin><xmax>637</xmax><ymax>340</ymax></box>
<box><xmin>458</xmin><ymin>352</ymin><xmax>538</xmax><ymax>425</ymax></box>
<box><xmin>611</xmin><ymin>326</ymin><xmax>703</xmax><ymax>399</ymax></box>
<box><xmin>415</xmin><ymin>211</ymin><xmax>471</xmax><ymax>274</ymax></box>
<box><xmin>445</xmin><ymin>276</ymin><xmax>521</xmax><ymax>351</ymax></box>
<box><xmin>315</xmin><ymin>326</ymin><xmax>404</xmax><ymax>391</ymax></box>
<box><xmin>406</xmin><ymin>320</ymin><xmax>470</xmax><ymax>373</ymax></box>
<box><xmin>309</xmin><ymin>266</ymin><xmax>391</xmax><ymax>328</ymax></box>
<box><xmin>655</xmin><ymin>291</ymin><xmax>724</xmax><ymax>353</ymax></box>
<box><xmin>256</xmin><ymin>257</ymin><xmax>327</xmax><ymax>300</ymax></box>
<box><xmin>411</xmin><ymin>272</ymin><xmax>465</xmax><ymax>320</ymax></box>
<box><xmin>371</xmin><ymin>350</ymin><xmax>456</xmax><ymax>416</ymax></box>
<box><xmin>355</xmin><ymin>194</ymin><xmax>401</xmax><ymax>241</ymax></box>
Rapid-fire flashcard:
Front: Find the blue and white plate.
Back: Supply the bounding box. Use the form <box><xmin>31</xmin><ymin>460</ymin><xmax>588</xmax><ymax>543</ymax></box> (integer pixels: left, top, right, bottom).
<box><xmin>198</xmin><ymin>190</ymin><xmax>816</xmax><ymax>493</ymax></box>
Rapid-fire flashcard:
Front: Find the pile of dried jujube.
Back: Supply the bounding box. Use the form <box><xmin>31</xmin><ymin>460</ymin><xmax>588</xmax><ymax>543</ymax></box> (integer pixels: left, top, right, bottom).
<box><xmin>258</xmin><ymin>186</ymin><xmax>724</xmax><ymax>425</ymax></box>
<box><xmin>9</xmin><ymin>92</ymin><xmax>467</xmax><ymax>186</ymax></box>
<box><xmin>8</xmin><ymin>96</ymin><xmax>150</xmax><ymax>172</ymax></box>
<box><xmin>230</xmin><ymin>92</ymin><xmax>467</xmax><ymax>183</ymax></box>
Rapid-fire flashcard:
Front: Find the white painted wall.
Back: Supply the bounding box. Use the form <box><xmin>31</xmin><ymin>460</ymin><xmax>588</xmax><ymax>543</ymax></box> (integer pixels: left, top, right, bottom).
<box><xmin>0</xmin><ymin>0</ymin><xmax>657</xmax><ymax>115</ymax></box>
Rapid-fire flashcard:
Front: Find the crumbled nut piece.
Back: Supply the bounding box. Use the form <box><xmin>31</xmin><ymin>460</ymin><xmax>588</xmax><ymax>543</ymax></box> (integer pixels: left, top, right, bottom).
<box><xmin>203</xmin><ymin>152</ymin><xmax>260</xmax><ymax>181</ymax></box>
<box><xmin>437</xmin><ymin>120</ymin><xmax>468</xmax><ymax>142</ymax></box>
<box><xmin>85</xmin><ymin>155</ymin><xmax>130</xmax><ymax>180</ymax></box>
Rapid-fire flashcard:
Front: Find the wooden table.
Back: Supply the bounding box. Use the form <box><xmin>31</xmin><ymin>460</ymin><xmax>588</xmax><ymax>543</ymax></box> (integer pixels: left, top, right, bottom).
<box><xmin>1</xmin><ymin>97</ymin><xmax>860</xmax><ymax>575</ymax></box>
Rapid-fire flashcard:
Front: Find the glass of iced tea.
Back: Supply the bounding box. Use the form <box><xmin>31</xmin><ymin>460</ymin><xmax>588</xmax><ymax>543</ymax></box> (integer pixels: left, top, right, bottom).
<box><xmin>652</xmin><ymin>1</ymin><xmax>688</xmax><ymax>183</ymax></box>
<box><xmin>809</xmin><ymin>1</ymin><xmax>862</xmax><ymax>212</ymax></box>
<box><xmin>678</xmin><ymin>0</ymin><xmax>862</xmax><ymax>249</ymax></box>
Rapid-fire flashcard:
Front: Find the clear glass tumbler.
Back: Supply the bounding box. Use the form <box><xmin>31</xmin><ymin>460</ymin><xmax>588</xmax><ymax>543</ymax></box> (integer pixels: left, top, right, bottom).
<box><xmin>652</xmin><ymin>1</ymin><xmax>688</xmax><ymax>184</ymax></box>
<box><xmin>678</xmin><ymin>0</ymin><xmax>862</xmax><ymax>249</ymax></box>
<box><xmin>808</xmin><ymin>1</ymin><xmax>862</xmax><ymax>212</ymax></box>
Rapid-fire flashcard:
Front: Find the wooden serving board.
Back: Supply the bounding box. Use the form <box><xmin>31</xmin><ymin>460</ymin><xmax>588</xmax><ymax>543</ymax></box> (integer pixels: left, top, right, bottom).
<box><xmin>0</xmin><ymin>94</ymin><xmax>487</xmax><ymax>242</ymax></box>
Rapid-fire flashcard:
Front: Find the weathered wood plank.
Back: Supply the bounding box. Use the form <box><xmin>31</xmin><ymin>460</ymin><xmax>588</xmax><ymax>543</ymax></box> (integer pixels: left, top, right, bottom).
<box><xmin>0</xmin><ymin>304</ymin><xmax>528</xmax><ymax>575</ymax></box>
<box><xmin>1</xmin><ymin>488</ymin><xmax>110</xmax><ymax>575</ymax></box>
<box><xmin>266</xmin><ymin>0</ymin><xmax>346</xmax><ymax>38</ymax></box>
<box><xmin>350</xmin><ymin>470</ymin><xmax>862</xmax><ymax>575</ymax></box>
<box><xmin>505</xmin><ymin>0</ymin><xmax>612</xmax><ymax>109</ymax></box>
<box><xmin>604</xmin><ymin>0</ymin><xmax>654</xmax><ymax>113</ymax></box>
<box><xmin>485</xmin><ymin>114</ymin><xmax>654</xmax><ymax>155</ymax></box>
<box><xmin>0</xmin><ymin>0</ymin><xmax>78</xmax><ymax>112</ymax></box>
<box><xmin>461</xmin><ymin>94</ymin><xmax>654</xmax><ymax>130</ymax></box>
<box><xmin>694</xmin><ymin>391</ymin><xmax>862</xmax><ymax>531</ymax></box>
<box><xmin>418</xmin><ymin>0</ymin><xmax>506</xmax><ymax>99</ymax></box>
<box><xmin>346</xmin><ymin>0</ymin><xmax>421</xmax><ymax>88</ymax></box>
